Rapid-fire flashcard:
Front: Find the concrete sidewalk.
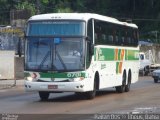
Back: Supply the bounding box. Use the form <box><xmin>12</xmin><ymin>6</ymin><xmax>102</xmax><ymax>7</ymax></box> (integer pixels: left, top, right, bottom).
<box><xmin>0</xmin><ymin>79</ymin><xmax>24</xmax><ymax>89</ymax></box>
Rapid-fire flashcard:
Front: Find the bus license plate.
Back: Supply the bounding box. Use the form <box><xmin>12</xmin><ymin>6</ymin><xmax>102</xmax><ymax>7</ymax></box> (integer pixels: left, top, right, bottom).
<box><xmin>48</xmin><ymin>85</ymin><xmax>58</xmax><ymax>89</ymax></box>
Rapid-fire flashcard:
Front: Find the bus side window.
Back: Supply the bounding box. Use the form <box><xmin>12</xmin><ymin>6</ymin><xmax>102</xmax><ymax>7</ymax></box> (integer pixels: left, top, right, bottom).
<box><xmin>95</xmin><ymin>21</ymin><xmax>101</xmax><ymax>44</ymax></box>
<box><xmin>132</xmin><ymin>30</ymin><xmax>138</xmax><ymax>46</ymax></box>
<box><xmin>108</xmin><ymin>35</ymin><xmax>113</xmax><ymax>44</ymax></box>
<box><xmin>102</xmin><ymin>34</ymin><xmax>106</xmax><ymax>43</ymax></box>
<box><xmin>115</xmin><ymin>36</ymin><xmax>118</xmax><ymax>44</ymax></box>
<box><xmin>116</xmin><ymin>30</ymin><xmax>121</xmax><ymax>45</ymax></box>
<box><xmin>124</xmin><ymin>31</ymin><xmax>128</xmax><ymax>45</ymax></box>
<box><xmin>122</xmin><ymin>37</ymin><xmax>125</xmax><ymax>45</ymax></box>
<box><xmin>118</xmin><ymin>26</ymin><xmax>124</xmax><ymax>46</ymax></box>
<box><xmin>87</xmin><ymin>19</ymin><xmax>93</xmax><ymax>43</ymax></box>
<box><xmin>112</xmin><ymin>28</ymin><xmax>117</xmax><ymax>44</ymax></box>
<box><xmin>128</xmin><ymin>37</ymin><xmax>131</xmax><ymax>45</ymax></box>
<box><xmin>95</xmin><ymin>33</ymin><xmax>97</xmax><ymax>40</ymax></box>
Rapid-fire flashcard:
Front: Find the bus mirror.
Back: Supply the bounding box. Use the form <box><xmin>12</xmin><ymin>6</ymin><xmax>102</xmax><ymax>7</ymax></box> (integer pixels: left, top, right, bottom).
<box><xmin>54</xmin><ymin>38</ymin><xmax>61</xmax><ymax>44</ymax></box>
<box><xmin>90</xmin><ymin>44</ymin><xmax>94</xmax><ymax>55</ymax></box>
<box><xmin>86</xmin><ymin>36</ymin><xmax>94</xmax><ymax>55</ymax></box>
<box><xmin>86</xmin><ymin>36</ymin><xmax>91</xmax><ymax>42</ymax></box>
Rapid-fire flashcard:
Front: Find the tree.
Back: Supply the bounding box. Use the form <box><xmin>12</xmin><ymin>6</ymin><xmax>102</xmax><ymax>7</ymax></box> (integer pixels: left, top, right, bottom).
<box><xmin>16</xmin><ymin>1</ymin><xmax>36</xmax><ymax>15</ymax></box>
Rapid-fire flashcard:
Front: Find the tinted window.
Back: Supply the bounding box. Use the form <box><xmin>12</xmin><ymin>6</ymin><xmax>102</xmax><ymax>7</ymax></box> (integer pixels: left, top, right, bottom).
<box><xmin>94</xmin><ymin>20</ymin><xmax>138</xmax><ymax>47</ymax></box>
<box><xmin>27</xmin><ymin>21</ymin><xmax>85</xmax><ymax>36</ymax></box>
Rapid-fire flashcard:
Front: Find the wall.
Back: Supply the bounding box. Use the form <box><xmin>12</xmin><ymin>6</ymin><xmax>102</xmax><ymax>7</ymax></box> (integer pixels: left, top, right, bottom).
<box><xmin>140</xmin><ymin>44</ymin><xmax>160</xmax><ymax>64</ymax></box>
<box><xmin>0</xmin><ymin>51</ymin><xmax>24</xmax><ymax>79</ymax></box>
<box><xmin>0</xmin><ymin>51</ymin><xmax>15</xmax><ymax>79</ymax></box>
<box><xmin>15</xmin><ymin>56</ymin><xmax>24</xmax><ymax>79</ymax></box>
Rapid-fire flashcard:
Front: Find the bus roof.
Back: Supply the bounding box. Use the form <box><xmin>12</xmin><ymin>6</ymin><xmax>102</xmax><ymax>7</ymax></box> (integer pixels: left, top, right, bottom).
<box><xmin>29</xmin><ymin>13</ymin><xmax>138</xmax><ymax>28</ymax></box>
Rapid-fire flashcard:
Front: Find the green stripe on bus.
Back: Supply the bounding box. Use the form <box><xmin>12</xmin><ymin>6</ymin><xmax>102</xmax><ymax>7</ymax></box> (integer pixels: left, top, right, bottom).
<box><xmin>125</xmin><ymin>50</ymin><xmax>139</xmax><ymax>60</ymax></box>
<box><xmin>41</xmin><ymin>72</ymin><xmax>86</xmax><ymax>78</ymax></box>
<box><xmin>94</xmin><ymin>48</ymin><xmax>139</xmax><ymax>61</ymax></box>
<box><xmin>94</xmin><ymin>48</ymin><xmax>114</xmax><ymax>61</ymax></box>
<box><xmin>24</xmin><ymin>72</ymin><xmax>86</xmax><ymax>78</ymax></box>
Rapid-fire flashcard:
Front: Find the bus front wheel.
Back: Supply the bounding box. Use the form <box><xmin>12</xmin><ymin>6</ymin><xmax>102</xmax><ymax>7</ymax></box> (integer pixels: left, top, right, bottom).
<box><xmin>85</xmin><ymin>75</ymin><xmax>98</xmax><ymax>99</ymax></box>
<box><xmin>116</xmin><ymin>72</ymin><xmax>126</xmax><ymax>93</ymax></box>
<box><xmin>39</xmin><ymin>91</ymin><xmax>50</xmax><ymax>101</ymax></box>
<box><xmin>85</xmin><ymin>81</ymin><xmax>96</xmax><ymax>99</ymax></box>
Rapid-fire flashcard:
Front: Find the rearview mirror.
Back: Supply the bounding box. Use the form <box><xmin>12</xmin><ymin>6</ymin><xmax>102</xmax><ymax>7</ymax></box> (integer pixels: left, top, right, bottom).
<box><xmin>90</xmin><ymin>43</ymin><xmax>94</xmax><ymax>55</ymax></box>
<box><xmin>54</xmin><ymin>38</ymin><xmax>61</xmax><ymax>44</ymax></box>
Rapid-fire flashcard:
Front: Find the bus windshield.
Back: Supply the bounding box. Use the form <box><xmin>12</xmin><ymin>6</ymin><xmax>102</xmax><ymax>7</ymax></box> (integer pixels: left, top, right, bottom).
<box><xmin>27</xmin><ymin>21</ymin><xmax>85</xmax><ymax>36</ymax></box>
<box><xmin>25</xmin><ymin>37</ymin><xmax>84</xmax><ymax>71</ymax></box>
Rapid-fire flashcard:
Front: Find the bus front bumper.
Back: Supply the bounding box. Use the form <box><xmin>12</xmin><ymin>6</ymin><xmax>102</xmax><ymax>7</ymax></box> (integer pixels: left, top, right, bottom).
<box><xmin>25</xmin><ymin>81</ymin><xmax>86</xmax><ymax>92</ymax></box>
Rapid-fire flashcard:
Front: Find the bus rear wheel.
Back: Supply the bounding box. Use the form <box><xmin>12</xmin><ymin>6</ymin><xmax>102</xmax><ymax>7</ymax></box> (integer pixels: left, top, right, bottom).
<box><xmin>125</xmin><ymin>71</ymin><xmax>131</xmax><ymax>92</ymax></box>
<box><xmin>39</xmin><ymin>91</ymin><xmax>50</xmax><ymax>101</ymax></box>
<box><xmin>116</xmin><ymin>72</ymin><xmax>126</xmax><ymax>93</ymax></box>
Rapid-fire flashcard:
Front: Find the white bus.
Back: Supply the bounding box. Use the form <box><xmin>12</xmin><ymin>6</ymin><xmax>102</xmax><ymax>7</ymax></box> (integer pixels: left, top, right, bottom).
<box><xmin>24</xmin><ymin>13</ymin><xmax>139</xmax><ymax>100</ymax></box>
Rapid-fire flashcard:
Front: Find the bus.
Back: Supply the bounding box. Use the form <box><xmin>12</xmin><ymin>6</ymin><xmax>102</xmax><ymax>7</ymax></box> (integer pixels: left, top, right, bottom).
<box><xmin>24</xmin><ymin>13</ymin><xmax>139</xmax><ymax>100</ymax></box>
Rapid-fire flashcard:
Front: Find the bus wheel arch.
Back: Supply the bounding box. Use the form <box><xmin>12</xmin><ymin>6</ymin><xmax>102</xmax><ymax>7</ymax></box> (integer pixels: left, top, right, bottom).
<box><xmin>84</xmin><ymin>71</ymin><xmax>99</xmax><ymax>99</ymax></box>
<box><xmin>116</xmin><ymin>70</ymin><xmax>126</xmax><ymax>93</ymax></box>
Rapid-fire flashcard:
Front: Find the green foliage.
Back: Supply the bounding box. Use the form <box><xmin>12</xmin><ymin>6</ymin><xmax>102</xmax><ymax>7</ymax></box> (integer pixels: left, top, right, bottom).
<box><xmin>1</xmin><ymin>0</ymin><xmax>160</xmax><ymax>43</ymax></box>
<box><xmin>15</xmin><ymin>1</ymin><xmax>36</xmax><ymax>15</ymax></box>
<box><xmin>41</xmin><ymin>0</ymin><xmax>49</xmax><ymax>4</ymax></box>
<box><xmin>56</xmin><ymin>8</ymin><xmax>73</xmax><ymax>13</ymax></box>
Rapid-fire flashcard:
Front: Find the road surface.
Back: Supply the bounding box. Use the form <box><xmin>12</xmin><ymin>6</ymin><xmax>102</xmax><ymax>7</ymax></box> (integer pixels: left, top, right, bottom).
<box><xmin>0</xmin><ymin>76</ymin><xmax>160</xmax><ymax>119</ymax></box>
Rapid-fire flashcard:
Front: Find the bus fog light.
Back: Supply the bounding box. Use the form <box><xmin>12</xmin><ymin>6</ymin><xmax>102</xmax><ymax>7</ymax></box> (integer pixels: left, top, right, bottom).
<box><xmin>80</xmin><ymin>85</ymin><xmax>84</xmax><ymax>88</ymax></box>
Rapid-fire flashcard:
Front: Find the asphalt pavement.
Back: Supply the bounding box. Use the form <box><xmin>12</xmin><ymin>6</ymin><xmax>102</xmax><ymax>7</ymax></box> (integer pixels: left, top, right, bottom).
<box><xmin>0</xmin><ymin>79</ymin><xmax>24</xmax><ymax>89</ymax></box>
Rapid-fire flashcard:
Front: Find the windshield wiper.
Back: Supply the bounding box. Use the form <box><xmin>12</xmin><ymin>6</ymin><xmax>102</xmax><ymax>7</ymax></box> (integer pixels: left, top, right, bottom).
<box><xmin>55</xmin><ymin>50</ymin><xmax>67</xmax><ymax>70</ymax></box>
<box><xmin>39</xmin><ymin>51</ymin><xmax>50</xmax><ymax>69</ymax></box>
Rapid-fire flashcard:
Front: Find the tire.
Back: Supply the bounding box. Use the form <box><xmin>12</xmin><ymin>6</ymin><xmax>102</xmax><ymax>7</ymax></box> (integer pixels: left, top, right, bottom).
<box><xmin>142</xmin><ymin>69</ymin><xmax>146</xmax><ymax>76</ymax></box>
<box><xmin>116</xmin><ymin>72</ymin><xmax>126</xmax><ymax>93</ymax></box>
<box><xmin>143</xmin><ymin>67</ymin><xmax>149</xmax><ymax>76</ymax></box>
<box><xmin>39</xmin><ymin>92</ymin><xmax>50</xmax><ymax>101</ymax></box>
<box><xmin>75</xmin><ymin>92</ymin><xmax>85</xmax><ymax>99</ymax></box>
<box><xmin>144</xmin><ymin>71</ymin><xmax>149</xmax><ymax>76</ymax></box>
<box><xmin>144</xmin><ymin>68</ymin><xmax>149</xmax><ymax>76</ymax></box>
<box><xmin>154</xmin><ymin>79</ymin><xmax>158</xmax><ymax>83</ymax></box>
<box><xmin>125</xmin><ymin>71</ymin><xmax>131</xmax><ymax>92</ymax></box>
<box><xmin>141</xmin><ymin>68</ymin><xmax>145</xmax><ymax>76</ymax></box>
<box><xmin>85</xmin><ymin>76</ymin><xmax>97</xmax><ymax>99</ymax></box>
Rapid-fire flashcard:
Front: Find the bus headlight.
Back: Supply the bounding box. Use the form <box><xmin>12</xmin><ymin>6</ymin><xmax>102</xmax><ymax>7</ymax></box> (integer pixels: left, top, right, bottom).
<box><xmin>25</xmin><ymin>72</ymin><xmax>39</xmax><ymax>82</ymax></box>
<box><xmin>27</xmin><ymin>77</ymin><xmax>33</xmax><ymax>81</ymax></box>
<box><xmin>26</xmin><ymin>77</ymin><xmax>37</xmax><ymax>82</ymax></box>
<box><xmin>69</xmin><ymin>77</ymin><xmax>84</xmax><ymax>82</ymax></box>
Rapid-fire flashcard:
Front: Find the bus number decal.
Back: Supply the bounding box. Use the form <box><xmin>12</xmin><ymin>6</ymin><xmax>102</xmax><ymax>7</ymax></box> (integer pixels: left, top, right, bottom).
<box><xmin>67</xmin><ymin>73</ymin><xmax>82</xmax><ymax>78</ymax></box>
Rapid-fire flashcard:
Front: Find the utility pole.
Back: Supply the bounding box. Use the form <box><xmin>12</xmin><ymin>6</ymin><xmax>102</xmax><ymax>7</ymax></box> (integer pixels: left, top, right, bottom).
<box><xmin>36</xmin><ymin>0</ymin><xmax>40</xmax><ymax>14</ymax></box>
